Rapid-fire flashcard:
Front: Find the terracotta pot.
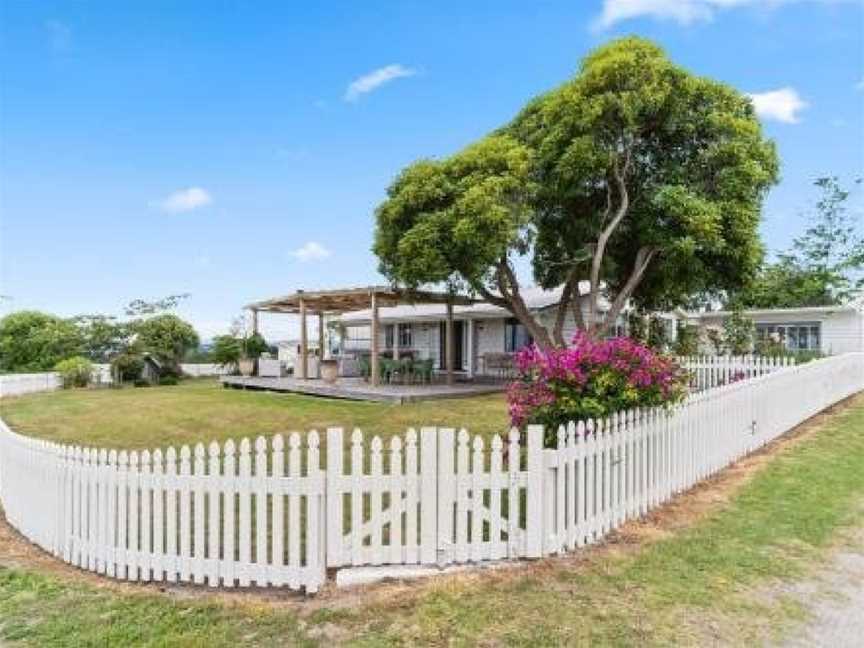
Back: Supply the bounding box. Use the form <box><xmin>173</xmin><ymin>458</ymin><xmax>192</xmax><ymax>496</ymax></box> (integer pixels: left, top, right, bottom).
<box><xmin>320</xmin><ymin>359</ymin><xmax>339</xmax><ymax>384</ymax></box>
<box><xmin>238</xmin><ymin>358</ymin><xmax>255</xmax><ymax>377</ymax></box>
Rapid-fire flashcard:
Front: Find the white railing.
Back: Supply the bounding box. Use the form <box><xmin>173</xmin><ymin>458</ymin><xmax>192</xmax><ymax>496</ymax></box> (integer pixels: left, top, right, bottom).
<box><xmin>678</xmin><ymin>354</ymin><xmax>795</xmax><ymax>392</ymax></box>
<box><xmin>0</xmin><ymin>353</ymin><xmax>861</xmax><ymax>593</ymax></box>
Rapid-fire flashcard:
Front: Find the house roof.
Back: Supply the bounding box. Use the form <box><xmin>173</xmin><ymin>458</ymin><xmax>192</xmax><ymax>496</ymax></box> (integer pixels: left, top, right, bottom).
<box><xmin>246</xmin><ymin>285</ymin><xmax>479</xmax><ymax>314</ymax></box>
<box><xmin>338</xmin><ymin>285</ymin><xmax>604</xmax><ymax>325</ymax></box>
<box><xmin>687</xmin><ymin>303</ymin><xmax>860</xmax><ymax>320</ymax></box>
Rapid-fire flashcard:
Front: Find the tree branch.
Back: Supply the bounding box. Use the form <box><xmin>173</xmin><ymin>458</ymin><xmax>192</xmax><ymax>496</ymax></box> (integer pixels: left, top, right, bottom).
<box><xmin>495</xmin><ymin>258</ymin><xmax>554</xmax><ymax>349</ymax></box>
<box><xmin>552</xmin><ymin>265</ymin><xmax>582</xmax><ymax>345</ymax></box>
<box><xmin>588</xmin><ymin>150</ymin><xmax>632</xmax><ymax>332</ymax></box>
<box><xmin>598</xmin><ymin>245</ymin><xmax>658</xmax><ymax>336</ymax></box>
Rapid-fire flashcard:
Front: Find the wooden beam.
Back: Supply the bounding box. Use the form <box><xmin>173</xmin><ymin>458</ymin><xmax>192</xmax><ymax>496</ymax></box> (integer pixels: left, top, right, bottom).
<box><xmin>446</xmin><ymin>301</ymin><xmax>454</xmax><ymax>386</ymax></box>
<box><xmin>251</xmin><ymin>308</ymin><xmax>259</xmax><ymax>335</ymax></box>
<box><xmin>318</xmin><ymin>314</ymin><xmax>325</xmax><ymax>361</ymax></box>
<box><xmin>370</xmin><ymin>292</ymin><xmax>380</xmax><ymax>386</ymax></box>
<box><xmin>299</xmin><ymin>298</ymin><xmax>308</xmax><ymax>380</ymax></box>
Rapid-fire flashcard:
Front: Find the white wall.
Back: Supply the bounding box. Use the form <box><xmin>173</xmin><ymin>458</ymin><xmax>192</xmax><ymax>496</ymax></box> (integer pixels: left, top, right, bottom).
<box><xmin>697</xmin><ymin>309</ymin><xmax>864</xmax><ymax>355</ymax></box>
<box><xmin>0</xmin><ymin>373</ymin><xmax>63</xmax><ymax>398</ymax></box>
<box><xmin>821</xmin><ymin>310</ymin><xmax>864</xmax><ymax>354</ymax></box>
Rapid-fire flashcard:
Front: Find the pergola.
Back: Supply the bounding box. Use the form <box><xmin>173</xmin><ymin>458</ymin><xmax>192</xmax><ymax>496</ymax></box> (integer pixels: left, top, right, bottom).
<box><xmin>245</xmin><ymin>286</ymin><xmax>479</xmax><ymax>386</ymax></box>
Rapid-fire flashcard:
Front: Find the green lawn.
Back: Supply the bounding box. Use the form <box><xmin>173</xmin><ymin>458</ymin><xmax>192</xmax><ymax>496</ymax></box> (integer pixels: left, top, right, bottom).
<box><xmin>1</xmin><ymin>392</ymin><xmax>863</xmax><ymax>646</ymax></box>
<box><xmin>0</xmin><ymin>379</ymin><xmax>509</xmax><ymax>450</ymax></box>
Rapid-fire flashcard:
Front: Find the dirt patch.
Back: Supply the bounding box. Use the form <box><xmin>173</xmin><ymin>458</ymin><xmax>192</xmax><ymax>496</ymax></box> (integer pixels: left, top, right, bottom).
<box><xmin>2</xmin><ymin>392</ymin><xmax>862</xmax><ymax>617</ymax></box>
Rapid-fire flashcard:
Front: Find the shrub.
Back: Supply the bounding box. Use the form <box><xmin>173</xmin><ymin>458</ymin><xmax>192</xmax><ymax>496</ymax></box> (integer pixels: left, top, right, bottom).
<box><xmin>673</xmin><ymin>322</ymin><xmax>700</xmax><ymax>356</ymax></box>
<box><xmin>722</xmin><ymin>308</ymin><xmax>754</xmax><ymax>355</ymax></box>
<box><xmin>507</xmin><ymin>334</ymin><xmax>689</xmax><ymax>446</ymax></box>
<box><xmin>158</xmin><ymin>375</ymin><xmax>179</xmax><ymax>386</ymax></box>
<box><xmin>54</xmin><ymin>356</ymin><xmax>93</xmax><ymax>388</ymax></box>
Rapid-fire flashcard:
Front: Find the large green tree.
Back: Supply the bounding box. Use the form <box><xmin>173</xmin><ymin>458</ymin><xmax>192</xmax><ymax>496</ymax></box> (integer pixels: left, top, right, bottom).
<box><xmin>132</xmin><ymin>314</ymin><xmax>199</xmax><ymax>371</ymax></box>
<box><xmin>374</xmin><ymin>37</ymin><xmax>778</xmax><ymax>346</ymax></box>
<box><xmin>737</xmin><ymin>176</ymin><xmax>863</xmax><ymax>308</ymax></box>
<box><xmin>0</xmin><ymin>311</ymin><xmax>83</xmax><ymax>372</ymax></box>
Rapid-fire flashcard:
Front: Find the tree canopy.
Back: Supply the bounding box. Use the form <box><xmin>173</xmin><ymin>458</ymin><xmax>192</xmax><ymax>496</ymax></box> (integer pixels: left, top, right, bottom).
<box><xmin>132</xmin><ymin>314</ymin><xmax>200</xmax><ymax>370</ymax></box>
<box><xmin>374</xmin><ymin>37</ymin><xmax>778</xmax><ymax>346</ymax></box>
<box><xmin>0</xmin><ymin>311</ymin><xmax>83</xmax><ymax>372</ymax></box>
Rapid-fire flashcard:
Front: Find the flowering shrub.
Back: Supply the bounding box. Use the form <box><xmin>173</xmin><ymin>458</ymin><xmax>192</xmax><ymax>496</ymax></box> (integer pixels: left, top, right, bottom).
<box><xmin>507</xmin><ymin>334</ymin><xmax>689</xmax><ymax>446</ymax></box>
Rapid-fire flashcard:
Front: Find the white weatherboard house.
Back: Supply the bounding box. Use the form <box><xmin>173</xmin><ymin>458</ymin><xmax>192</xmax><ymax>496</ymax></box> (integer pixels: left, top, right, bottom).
<box><xmin>335</xmin><ymin>289</ymin><xmax>864</xmax><ymax>375</ymax></box>
<box><xmin>336</xmin><ymin>285</ymin><xmax>625</xmax><ymax>378</ymax></box>
<box><xmin>687</xmin><ymin>296</ymin><xmax>864</xmax><ymax>355</ymax></box>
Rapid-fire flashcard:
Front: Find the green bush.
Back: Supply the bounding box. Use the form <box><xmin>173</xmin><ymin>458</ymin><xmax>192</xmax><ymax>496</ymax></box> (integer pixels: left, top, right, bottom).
<box><xmin>673</xmin><ymin>323</ymin><xmax>700</xmax><ymax>356</ymax></box>
<box><xmin>158</xmin><ymin>375</ymin><xmax>179</xmax><ymax>386</ymax></box>
<box><xmin>54</xmin><ymin>356</ymin><xmax>93</xmax><ymax>388</ymax></box>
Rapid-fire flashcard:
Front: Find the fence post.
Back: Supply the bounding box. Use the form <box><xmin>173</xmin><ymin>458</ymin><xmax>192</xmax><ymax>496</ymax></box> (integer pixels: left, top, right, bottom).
<box><xmin>525</xmin><ymin>425</ymin><xmax>544</xmax><ymax>558</ymax></box>
<box><xmin>436</xmin><ymin>427</ymin><xmax>454</xmax><ymax>566</ymax></box>
<box><xmin>325</xmin><ymin>427</ymin><xmax>343</xmax><ymax>567</ymax></box>
<box><xmin>420</xmin><ymin>427</ymin><xmax>438</xmax><ymax>564</ymax></box>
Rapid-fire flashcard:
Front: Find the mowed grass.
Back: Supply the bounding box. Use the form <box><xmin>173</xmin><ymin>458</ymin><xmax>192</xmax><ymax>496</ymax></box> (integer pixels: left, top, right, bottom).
<box><xmin>1</xmin><ymin>394</ymin><xmax>863</xmax><ymax>646</ymax></box>
<box><xmin>0</xmin><ymin>379</ymin><xmax>509</xmax><ymax>450</ymax></box>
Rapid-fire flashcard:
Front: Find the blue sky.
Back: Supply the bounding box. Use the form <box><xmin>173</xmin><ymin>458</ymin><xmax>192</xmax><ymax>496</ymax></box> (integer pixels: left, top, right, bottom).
<box><xmin>1</xmin><ymin>0</ymin><xmax>862</xmax><ymax>340</ymax></box>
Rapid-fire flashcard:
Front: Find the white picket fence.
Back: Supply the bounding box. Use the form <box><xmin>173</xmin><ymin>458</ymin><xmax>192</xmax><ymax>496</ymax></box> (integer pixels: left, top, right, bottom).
<box><xmin>0</xmin><ymin>353</ymin><xmax>861</xmax><ymax>593</ymax></box>
<box><xmin>678</xmin><ymin>355</ymin><xmax>795</xmax><ymax>392</ymax></box>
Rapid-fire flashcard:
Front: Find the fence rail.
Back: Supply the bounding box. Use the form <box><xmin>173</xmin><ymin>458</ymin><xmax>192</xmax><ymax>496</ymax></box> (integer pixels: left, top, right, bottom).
<box><xmin>1</xmin><ymin>353</ymin><xmax>862</xmax><ymax>593</ymax></box>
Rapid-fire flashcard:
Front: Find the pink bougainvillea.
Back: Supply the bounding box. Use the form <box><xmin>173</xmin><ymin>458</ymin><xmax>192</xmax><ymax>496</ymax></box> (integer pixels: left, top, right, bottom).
<box><xmin>507</xmin><ymin>333</ymin><xmax>689</xmax><ymax>446</ymax></box>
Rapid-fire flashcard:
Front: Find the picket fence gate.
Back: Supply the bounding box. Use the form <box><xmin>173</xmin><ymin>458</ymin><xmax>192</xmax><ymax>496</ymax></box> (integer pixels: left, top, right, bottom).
<box><xmin>0</xmin><ymin>353</ymin><xmax>862</xmax><ymax>594</ymax></box>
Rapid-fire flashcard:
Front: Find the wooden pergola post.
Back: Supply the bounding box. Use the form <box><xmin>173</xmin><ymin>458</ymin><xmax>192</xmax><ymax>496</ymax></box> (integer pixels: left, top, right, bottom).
<box><xmin>299</xmin><ymin>297</ymin><xmax>308</xmax><ymax>380</ymax></box>
<box><xmin>370</xmin><ymin>291</ymin><xmax>380</xmax><ymax>386</ymax></box>
<box><xmin>318</xmin><ymin>314</ymin><xmax>325</xmax><ymax>360</ymax></box>
<box><xmin>446</xmin><ymin>300</ymin><xmax>454</xmax><ymax>386</ymax></box>
<box><xmin>251</xmin><ymin>308</ymin><xmax>259</xmax><ymax>335</ymax></box>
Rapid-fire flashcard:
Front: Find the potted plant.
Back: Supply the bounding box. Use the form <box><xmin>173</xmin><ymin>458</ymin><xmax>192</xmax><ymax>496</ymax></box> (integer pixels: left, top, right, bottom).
<box><xmin>320</xmin><ymin>355</ymin><xmax>339</xmax><ymax>384</ymax></box>
<box><xmin>239</xmin><ymin>332</ymin><xmax>268</xmax><ymax>376</ymax></box>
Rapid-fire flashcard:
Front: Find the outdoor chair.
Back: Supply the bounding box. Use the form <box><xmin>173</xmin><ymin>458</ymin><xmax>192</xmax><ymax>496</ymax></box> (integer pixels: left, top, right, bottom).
<box><xmin>357</xmin><ymin>355</ymin><xmax>371</xmax><ymax>381</ymax></box>
<box><xmin>414</xmin><ymin>358</ymin><xmax>434</xmax><ymax>384</ymax></box>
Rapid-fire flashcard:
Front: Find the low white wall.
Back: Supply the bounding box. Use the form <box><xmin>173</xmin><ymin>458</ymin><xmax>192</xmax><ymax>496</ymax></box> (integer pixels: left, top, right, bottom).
<box><xmin>0</xmin><ymin>363</ymin><xmax>223</xmax><ymax>398</ymax></box>
<box><xmin>180</xmin><ymin>363</ymin><xmax>227</xmax><ymax>377</ymax></box>
<box><xmin>0</xmin><ymin>373</ymin><xmax>63</xmax><ymax>398</ymax></box>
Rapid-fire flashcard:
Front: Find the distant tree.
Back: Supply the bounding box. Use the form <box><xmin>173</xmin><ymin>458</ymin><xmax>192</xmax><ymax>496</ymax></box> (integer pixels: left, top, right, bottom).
<box><xmin>210</xmin><ymin>335</ymin><xmax>242</xmax><ymax>371</ymax></box>
<box><xmin>374</xmin><ymin>37</ymin><xmax>778</xmax><ymax>346</ymax></box>
<box><xmin>124</xmin><ymin>293</ymin><xmax>190</xmax><ymax>317</ymax></box>
<box><xmin>738</xmin><ymin>177</ymin><xmax>863</xmax><ymax>308</ymax></box>
<box><xmin>0</xmin><ymin>311</ymin><xmax>83</xmax><ymax>372</ymax></box>
<box><xmin>71</xmin><ymin>315</ymin><xmax>131</xmax><ymax>362</ymax></box>
<box><xmin>132</xmin><ymin>314</ymin><xmax>199</xmax><ymax>372</ymax></box>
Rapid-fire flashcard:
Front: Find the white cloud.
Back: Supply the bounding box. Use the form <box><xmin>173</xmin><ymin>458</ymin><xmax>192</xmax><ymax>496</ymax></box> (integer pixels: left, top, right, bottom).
<box><xmin>156</xmin><ymin>187</ymin><xmax>212</xmax><ymax>213</ymax></box>
<box><xmin>344</xmin><ymin>64</ymin><xmax>417</xmax><ymax>102</ymax></box>
<box><xmin>593</xmin><ymin>0</ymin><xmax>844</xmax><ymax>30</ymax></box>
<box><xmin>747</xmin><ymin>87</ymin><xmax>808</xmax><ymax>123</ymax></box>
<box><xmin>290</xmin><ymin>241</ymin><xmax>331</xmax><ymax>261</ymax></box>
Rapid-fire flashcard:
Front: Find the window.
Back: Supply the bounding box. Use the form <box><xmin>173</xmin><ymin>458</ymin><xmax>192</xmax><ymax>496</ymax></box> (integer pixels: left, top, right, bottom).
<box><xmin>505</xmin><ymin>318</ymin><xmax>533</xmax><ymax>352</ymax></box>
<box><xmin>384</xmin><ymin>323</ymin><xmax>413</xmax><ymax>349</ymax></box>
<box><xmin>755</xmin><ymin>322</ymin><xmax>821</xmax><ymax>351</ymax></box>
<box><xmin>398</xmin><ymin>323</ymin><xmax>413</xmax><ymax>348</ymax></box>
